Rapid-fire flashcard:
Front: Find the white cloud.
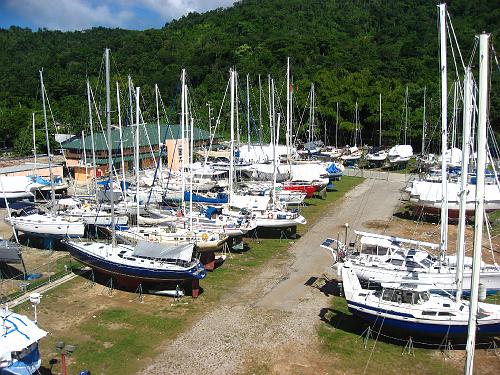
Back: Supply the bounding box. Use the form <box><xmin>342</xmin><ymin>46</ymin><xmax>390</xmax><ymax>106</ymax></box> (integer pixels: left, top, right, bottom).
<box><xmin>5</xmin><ymin>0</ymin><xmax>237</xmax><ymax>30</ymax></box>
<box><xmin>135</xmin><ymin>0</ymin><xmax>236</xmax><ymax>19</ymax></box>
<box><xmin>6</xmin><ymin>0</ymin><xmax>134</xmax><ymax>30</ymax></box>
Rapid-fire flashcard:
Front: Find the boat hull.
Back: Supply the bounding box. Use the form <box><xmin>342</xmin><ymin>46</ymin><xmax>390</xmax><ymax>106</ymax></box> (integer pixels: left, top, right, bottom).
<box><xmin>347</xmin><ymin>301</ymin><xmax>500</xmax><ymax>338</ymax></box>
<box><xmin>65</xmin><ymin>242</ymin><xmax>206</xmax><ymax>284</ymax></box>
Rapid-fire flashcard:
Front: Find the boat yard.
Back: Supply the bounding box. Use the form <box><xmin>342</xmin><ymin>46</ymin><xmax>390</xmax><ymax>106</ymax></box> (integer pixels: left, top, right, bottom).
<box><xmin>1</xmin><ymin>174</ymin><xmax>497</xmax><ymax>374</ymax></box>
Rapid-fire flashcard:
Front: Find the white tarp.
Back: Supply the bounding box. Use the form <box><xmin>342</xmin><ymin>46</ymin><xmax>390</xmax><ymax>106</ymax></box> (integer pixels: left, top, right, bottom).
<box><xmin>388</xmin><ymin>144</ymin><xmax>413</xmax><ymax>158</ymax></box>
<box><xmin>230</xmin><ymin>194</ymin><xmax>270</xmax><ymax>211</ymax></box>
<box><xmin>133</xmin><ymin>241</ymin><xmax>194</xmax><ymax>262</ymax></box>
<box><xmin>0</xmin><ymin>310</ymin><xmax>47</xmax><ymax>363</ymax></box>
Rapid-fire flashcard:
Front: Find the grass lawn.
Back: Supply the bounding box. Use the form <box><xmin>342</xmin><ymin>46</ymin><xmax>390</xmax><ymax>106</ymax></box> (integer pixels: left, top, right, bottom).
<box><xmin>14</xmin><ymin>176</ymin><xmax>364</xmax><ymax>375</ymax></box>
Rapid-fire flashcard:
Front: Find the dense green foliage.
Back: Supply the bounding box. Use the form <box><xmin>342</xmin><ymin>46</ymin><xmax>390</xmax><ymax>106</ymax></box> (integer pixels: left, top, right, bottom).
<box><xmin>0</xmin><ymin>0</ymin><xmax>499</xmax><ymax>155</ymax></box>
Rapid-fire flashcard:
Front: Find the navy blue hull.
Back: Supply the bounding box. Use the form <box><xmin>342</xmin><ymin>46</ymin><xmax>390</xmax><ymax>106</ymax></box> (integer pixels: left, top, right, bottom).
<box><xmin>66</xmin><ymin>243</ymin><xmax>206</xmax><ymax>284</ymax></box>
<box><xmin>347</xmin><ymin>303</ymin><xmax>500</xmax><ymax>338</ymax></box>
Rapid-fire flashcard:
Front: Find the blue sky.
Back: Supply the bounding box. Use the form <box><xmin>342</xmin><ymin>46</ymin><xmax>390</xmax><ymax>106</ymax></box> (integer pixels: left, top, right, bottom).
<box><xmin>0</xmin><ymin>0</ymin><xmax>236</xmax><ymax>31</ymax></box>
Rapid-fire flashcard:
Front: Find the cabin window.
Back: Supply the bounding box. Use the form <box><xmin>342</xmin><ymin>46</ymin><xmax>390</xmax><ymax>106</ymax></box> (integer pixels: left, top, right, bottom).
<box><xmin>438</xmin><ymin>312</ymin><xmax>455</xmax><ymax>316</ymax></box>
<box><xmin>422</xmin><ymin>311</ymin><xmax>436</xmax><ymax>316</ymax></box>
<box><xmin>405</xmin><ymin>261</ymin><xmax>422</xmax><ymax>269</ymax></box>
<box><xmin>389</xmin><ymin>259</ymin><xmax>404</xmax><ymax>266</ymax></box>
<box><xmin>421</xmin><ymin>258</ymin><xmax>432</xmax><ymax>268</ymax></box>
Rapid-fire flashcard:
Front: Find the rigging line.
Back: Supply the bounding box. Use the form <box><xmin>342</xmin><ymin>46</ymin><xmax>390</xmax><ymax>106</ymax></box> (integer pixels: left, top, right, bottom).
<box><xmin>362</xmin><ymin>314</ymin><xmax>387</xmax><ymax>375</ymax></box>
<box><xmin>468</xmin><ymin>37</ymin><xmax>479</xmax><ymax>69</ymax></box>
<box><xmin>484</xmin><ymin>209</ymin><xmax>497</xmax><ymax>266</ymax></box>
<box><xmin>446</xmin><ymin>11</ymin><xmax>466</xmax><ymax>72</ymax></box>
<box><xmin>137</xmin><ymin>91</ymin><xmax>157</xmax><ymax>167</ymax></box>
<box><xmin>293</xmin><ymin>87</ymin><xmax>312</xmax><ymax>145</ymax></box>
<box><xmin>492</xmin><ymin>43</ymin><xmax>500</xmax><ymax>76</ymax></box>
<box><xmin>446</xmin><ymin>24</ymin><xmax>463</xmax><ymax>90</ymax></box>
<box><xmin>42</xmin><ymin>83</ymin><xmax>75</xmax><ymax>187</ymax></box>
<box><xmin>204</xmin><ymin>76</ymin><xmax>230</xmax><ymax>167</ymax></box>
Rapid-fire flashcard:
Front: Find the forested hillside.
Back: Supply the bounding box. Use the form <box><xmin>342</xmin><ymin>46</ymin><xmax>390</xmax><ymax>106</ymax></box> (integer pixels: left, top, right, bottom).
<box><xmin>0</xmin><ymin>0</ymin><xmax>499</xmax><ymax>155</ymax></box>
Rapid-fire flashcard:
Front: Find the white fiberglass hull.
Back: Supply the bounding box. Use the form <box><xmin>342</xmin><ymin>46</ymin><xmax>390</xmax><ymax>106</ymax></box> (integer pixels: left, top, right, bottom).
<box><xmin>345</xmin><ymin>261</ymin><xmax>500</xmax><ymax>294</ymax></box>
<box><xmin>9</xmin><ymin>213</ymin><xmax>85</xmax><ymax>238</ymax></box>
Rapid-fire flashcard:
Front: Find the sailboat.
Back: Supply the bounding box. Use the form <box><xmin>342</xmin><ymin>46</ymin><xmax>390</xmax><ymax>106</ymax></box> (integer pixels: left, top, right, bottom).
<box><xmin>340</xmin><ymin>101</ymin><xmax>363</xmax><ymax>165</ymax></box>
<box><xmin>65</xmin><ymin>50</ymin><xmax>206</xmax><ymax>293</ymax></box>
<box><xmin>341</xmin><ymin>266</ymin><xmax>500</xmax><ymax>338</ymax></box>
<box><xmin>365</xmin><ymin>93</ymin><xmax>388</xmax><ymax>166</ymax></box>
<box><xmin>388</xmin><ymin>86</ymin><xmax>413</xmax><ymax>167</ymax></box>
<box><xmin>8</xmin><ymin>70</ymin><xmax>85</xmax><ymax>239</ymax></box>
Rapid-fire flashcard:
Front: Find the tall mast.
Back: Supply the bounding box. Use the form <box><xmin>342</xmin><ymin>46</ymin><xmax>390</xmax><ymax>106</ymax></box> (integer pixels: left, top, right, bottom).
<box><xmin>271</xmin><ymin>78</ymin><xmax>275</xmax><ymax>145</ymax></box>
<box><xmin>189</xmin><ymin>116</ymin><xmax>194</xmax><ymax>229</ymax></box>
<box><xmin>268</xmin><ymin>75</ymin><xmax>272</xmax><ymax>147</ymax></box>
<box><xmin>127</xmin><ymin>75</ymin><xmax>133</xmax><ymax>125</ymax></box>
<box><xmin>336</xmin><ymin>102</ymin><xmax>339</xmax><ymax>149</ymax></box>
<box><xmin>354</xmin><ymin>101</ymin><xmax>358</xmax><ymax>147</ymax></box>
<box><xmin>135</xmin><ymin>87</ymin><xmax>140</xmax><ymax>231</ymax></box>
<box><xmin>422</xmin><ymin>87</ymin><xmax>427</xmax><ymax>154</ymax></box>
<box><xmin>155</xmin><ymin>84</ymin><xmax>163</xmax><ymax>181</ymax></box>
<box><xmin>82</xmin><ymin>131</ymin><xmax>88</xmax><ymax>194</ymax></box>
<box><xmin>273</xmin><ymin>113</ymin><xmax>280</xmax><ymax>206</ymax></box>
<box><xmin>464</xmin><ymin>33</ymin><xmax>490</xmax><ymax>375</ymax></box>
<box><xmin>105</xmin><ymin>48</ymin><xmax>115</xmax><ymax>246</ymax></box>
<box><xmin>39</xmin><ymin>70</ymin><xmax>55</xmax><ymax>213</ymax></box>
<box><xmin>246</xmin><ymin>74</ymin><xmax>251</xmax><ymax>151</ymax></box>
<box><xmin>86</xmin><ymin>80</ymin><xmax>98</xmax><ymax>198</ymax></box>
<box><xmin>235</xmin><ymin>72</ymin><xmax>240</xmax><ymax>149</ymax></box>
<box><xmin>229</xmin><ymin>69</ymin><xmax>235</xmax><ymax>206</ymax></box>
<box><xmin>404</xmin><ymin>85</ymin><xmax>409</xmax><ymax>144</ymax></box>
<box><xmin>286</xmin><ymin>57</ymin><xmax>290</xmax><ymax>158</ymax></box>
<box><xmin>180</xmin><ymin>69</ymin><xmax>186</xmax><ymax>215</ymax></box>
<box><xmin>455</xmin><ymin>67</ymin><xmax>473</xmax><ymax>302</ymax></box>
<box><xmin>32</xmin><ymin>113</ymin><xmax>37</xmax><ymax>175</ymax></box>
<box><xmin>439</xmin><ymin>3</ymin><xmax>449</xmax><ymax>259</ymax></box>
<box><xmin>258</xmin><ymin>74</ymin><xmax>263</xmax><ymax>145</ymax></box>
<box><xmin>116</xmin><ymin>81</ymin><xmax>127</xmax><ymax>203</ymax></box>
<box><xmin>379</xmin><ymin>93</ymin><xmax>382</xmax><ymax>147</ymax></box>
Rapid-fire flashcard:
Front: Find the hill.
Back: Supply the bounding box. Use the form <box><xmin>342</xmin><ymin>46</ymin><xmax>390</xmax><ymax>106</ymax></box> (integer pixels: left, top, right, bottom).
<box><xmin>0</xmin><ymin>0</ymin><xmax>499</xmax><ymax>154</ymax></box>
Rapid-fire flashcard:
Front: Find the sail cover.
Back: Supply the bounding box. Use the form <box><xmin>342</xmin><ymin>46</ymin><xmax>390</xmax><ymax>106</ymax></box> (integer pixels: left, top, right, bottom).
<box><xmin>133</xmin><ymin>241</ymin><xmax>194</xmax><ymax>262</ymax></box>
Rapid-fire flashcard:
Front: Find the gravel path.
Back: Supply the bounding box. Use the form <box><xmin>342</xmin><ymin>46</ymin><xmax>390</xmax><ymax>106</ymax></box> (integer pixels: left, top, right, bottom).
<box><xmin>139</xmin><ymin>179</ymin><xmax>405</xmax><ymax>375</ymax></box>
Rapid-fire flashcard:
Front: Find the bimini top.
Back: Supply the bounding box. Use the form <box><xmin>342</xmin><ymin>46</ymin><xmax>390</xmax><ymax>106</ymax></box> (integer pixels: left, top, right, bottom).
<box><xmin>133</xmin><ymin>241</ymin><xmax>194</xmax><ymax>262</ymax></box>
<box><xmin>0</xmin><ymin>309</ymin><xmax>47</xmax><ymax>363</ymax></box>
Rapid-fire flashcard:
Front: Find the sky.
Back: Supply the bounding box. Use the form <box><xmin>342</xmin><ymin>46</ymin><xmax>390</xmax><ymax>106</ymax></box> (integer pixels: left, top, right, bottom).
<box><xmin>0</xmin><ymin>0</ymin><xmax>237</xmax><ymax>31</ymax></box>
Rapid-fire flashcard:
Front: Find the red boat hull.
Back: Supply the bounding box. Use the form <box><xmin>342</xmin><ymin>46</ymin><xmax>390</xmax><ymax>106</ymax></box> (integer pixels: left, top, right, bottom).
<box><xmin>283</xmin><ymin>184</ymin><xmax>316</xmax><ymax>198</ymax></box>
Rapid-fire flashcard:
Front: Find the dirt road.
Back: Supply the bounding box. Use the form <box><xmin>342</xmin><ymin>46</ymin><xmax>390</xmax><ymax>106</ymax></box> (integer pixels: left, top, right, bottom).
<box><xmin>139</xmin><ymin>179</ymin><xmax>405</xmax><ymax>375</ymax></box>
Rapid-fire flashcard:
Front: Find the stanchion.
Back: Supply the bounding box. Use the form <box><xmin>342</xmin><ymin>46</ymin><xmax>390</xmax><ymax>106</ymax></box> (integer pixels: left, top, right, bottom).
<box><xmin>102</xmin><ymin>277</ymin><xmax>114</xmax><ymax>296</ymax></box>
<box><xmin>402</xmin><ymin>337</ymin><xmax>415</xmax><ymax>356</ymax></box>
<box><xmin>134</xmin><ymin>284</ymin><xmax>144</xmax><ymax>303</ymax></box>
<box><xmin>358</xmin><ymin>326</ymin><xmax>373</xmax><ymax>349</ymax></box>
<box><xmin>84</xmin><ymin>269</ymin><xmax>95</xmax><ymax>289</ymax></box>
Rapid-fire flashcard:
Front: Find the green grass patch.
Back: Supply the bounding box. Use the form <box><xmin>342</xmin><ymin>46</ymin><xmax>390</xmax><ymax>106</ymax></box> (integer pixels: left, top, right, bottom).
<box><xmin>318</xmin><ymin>296</ymin><xmax>459</xmax><ymax>374</ymax></box>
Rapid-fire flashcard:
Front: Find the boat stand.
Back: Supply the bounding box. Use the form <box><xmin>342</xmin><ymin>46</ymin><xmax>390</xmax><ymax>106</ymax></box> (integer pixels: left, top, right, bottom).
<box><xmin>279</xmin><ymin>229</ymin><xmax>288</xmax><ymax>242</ymax></box>
<box><xmin>487</xmin><ymin>340</ymin><xmax>499</xmax><ymax>357</ymax></box>
<box><xmin>134</xmin><ymin>284</ymin><xmax>144</xmax><ymax>303</ymax></box>
<box><xmin>358</xmin><ymin>326</ymin><xmax>373</xmax><ymax>349</ymax></box>
<box><xmin>221</xmin><ymin>242</ymin><xmax>232</xmax><ymax>259</ymax></box>
<box><xmin>84</xmin><ymin>269</ymin><xmax>96</xmax><ymax>289</ymax></box>
<box><xmin>102</xmin><ymin>277</ymin><xmax>114</xmax><ymax>296</ymax></box>
<box><xmin>440</xmin><ymin>340</ymin><xmax>453</xmax><ymax>360</ymax></box>
<box><xmin>248</xmin><ymin>229</ymin><xmax>260</xmax><ymax>244</ymax></box>
<box><xmin>402</xmin><ymin>337</ymin><xmax>415</xmax><ymax>356</ymax></box>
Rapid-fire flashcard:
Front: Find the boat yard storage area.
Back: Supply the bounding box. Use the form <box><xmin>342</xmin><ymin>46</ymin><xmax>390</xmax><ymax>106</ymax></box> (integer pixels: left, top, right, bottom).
<box><xmin>3</xmin><ymin>175</ymin><xmax>497</xmax><ymax>374</ymax></box>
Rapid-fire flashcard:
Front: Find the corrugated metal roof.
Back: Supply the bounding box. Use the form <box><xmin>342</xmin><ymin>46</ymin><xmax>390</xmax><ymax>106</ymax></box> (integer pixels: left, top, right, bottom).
<box><xmin>61</xmin><ymin>123</ymin><xmax>215</xmax><ymax>151</ymax></box>
<box><xmin>0</xmin><ymin>163</ymin><xmax>61</xmax><ymax>174</ymax></box>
